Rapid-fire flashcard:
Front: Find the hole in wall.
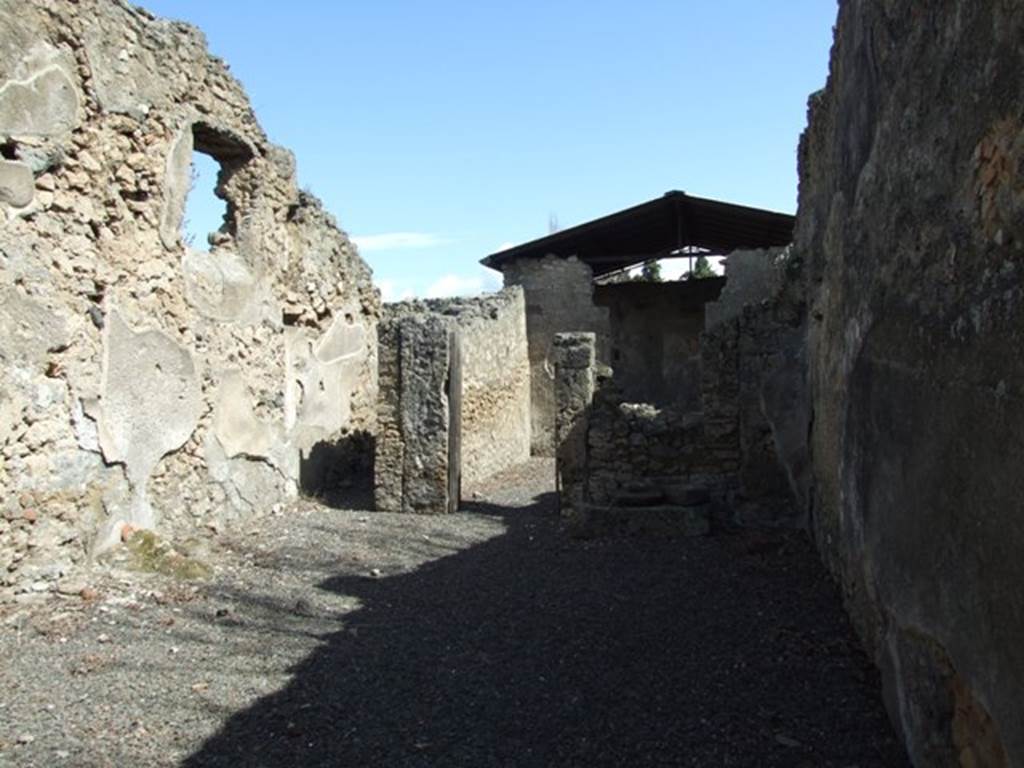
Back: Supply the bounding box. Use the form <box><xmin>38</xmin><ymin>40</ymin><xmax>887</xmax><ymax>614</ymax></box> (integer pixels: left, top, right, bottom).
<box><xmin>182</xmin><ymin>150</ymin><xmax>228</xmax><ymax>251</ymax></box>
<box><xmin>299</xmin><ymin>430</ymin><xmax>376</xmax><ymax>509</ymax></box>
<box><xmin>0</xmin><ymin>141</ymin><xmax>17</xmax><ymax>160</ymax></box>
<box><xmin>181</xmin><ymin>122</ymin><xmax>253</xmax><ymax>251</ymax></box>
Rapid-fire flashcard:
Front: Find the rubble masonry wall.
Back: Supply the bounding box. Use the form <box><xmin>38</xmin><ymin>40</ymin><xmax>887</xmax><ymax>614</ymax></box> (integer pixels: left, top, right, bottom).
<box><xmin>0</xmin><ymin>0</ymin><xmax>379</xmax><ymax>597</ymax></box>
<box><xmin>375</xmin><ymin>287</ymin><xmax>530</xmax><ymax>509</ymax></box>
<box><xmin>701</xmin><ymin>254</ymin><xmax>809</xmax><ymax>528</ymax></box>
<box><xmin>374</xmin><ymin>313</ymin><xmax>453</xmax><ymax>514</ymax></box>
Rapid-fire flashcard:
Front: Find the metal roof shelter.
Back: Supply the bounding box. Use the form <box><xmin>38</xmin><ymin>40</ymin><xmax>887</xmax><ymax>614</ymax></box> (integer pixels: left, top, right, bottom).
<box><xmin>481</xmin><ymin>190</ymin><xmax>795</xmax><ymax>278</ymax></box>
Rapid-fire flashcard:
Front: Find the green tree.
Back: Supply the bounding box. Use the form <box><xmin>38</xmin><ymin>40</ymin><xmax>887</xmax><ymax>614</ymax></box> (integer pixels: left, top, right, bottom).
<box><xmin>684</xmin><ymin>255</ymin><xmax>716</xmax><ymax>280</ymax></box>
<box><xmin>640</xmin><ymin>260</ymin><xmax>662</xmax><ymax>281</ymax></box>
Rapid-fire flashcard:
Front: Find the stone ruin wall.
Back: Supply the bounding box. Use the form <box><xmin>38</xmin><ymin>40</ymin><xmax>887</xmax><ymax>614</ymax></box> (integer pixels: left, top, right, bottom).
<box><xmin>375</xmin><ymin>313</ymin><xmax>453</xmax><ymax>515</ymax></box>
<box><xmin>375</xmin><ymin>287</ymin><xmax>530</xmax><ymax>512</ymax></box>
<box><xmin>446</xmin><ymin>288</ymin><xmax>530</xmax><ymax>490</ymax></box>
<box><xmin>797</xmin><ymin>0</ymin><xmax>1024</xmax><ymax>762</ymax></box>
<box><xmin>584</xmin><ymin>380</ymin><xmax>738</xmax><ymax>510</ymax></box>
<box><xmin>592</xmin><ymin>279</ymin><xmax>724</xmax><ymax>412</ymax></box>
<box><xmin>552</xmin><ymin>328</ymin><xmax>743</xmax><ymax>520</ymax></box>
<box><xmin>551</xmin><ymin>333</ymin><xmax>594</xmax><ymax>519</ymax></box>
<box><xmin>0</xmin><ymin>0</ymin><xmax>379</xmax><ymax>596</ymax></box>
<box><xmin>501</xmin><ymin>255</ymin><xmax>610</xmax><ymax>456</ymax></box>
<box><xmin>704</xmin><ymin>248</ymin><xmax>786</xmax><ymax>329</ymax></box>
<box><xmin>700</xmin><ymin>252</ymin><xmax>810</xmax><ymax>528</ymax></box>
<box><xmin>547</xmin><ymin>253</ymin><xmax>801</xmax><ymax>528</ymax></box>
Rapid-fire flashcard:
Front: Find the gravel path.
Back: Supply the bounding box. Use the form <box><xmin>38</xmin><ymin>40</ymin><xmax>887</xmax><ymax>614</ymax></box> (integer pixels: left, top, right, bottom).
<box><xmin>0</xmin><ymin>459</ymin><xmax>907</xmax><ymax>767</ymax></box>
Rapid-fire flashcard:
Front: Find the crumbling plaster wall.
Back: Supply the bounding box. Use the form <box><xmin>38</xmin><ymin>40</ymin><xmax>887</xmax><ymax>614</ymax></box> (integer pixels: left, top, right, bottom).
<box><xmin>501</xmin><ymin>255</ymin><xmax>610</xmax><ymax>456</ymax></box>
<box><xmin>799</xmin><ymin>1</ymin><xmax>1023</xmax><ymax>763</ymax></box>
<box><xmin>0</xmin><ymin>0</ymin><xmax>378</xmax><ymax>596</ymax></box>
<box><xmin>376</xmin><ymin>288</ymin><xmax>530</xmax><ymax>498</ymax></box>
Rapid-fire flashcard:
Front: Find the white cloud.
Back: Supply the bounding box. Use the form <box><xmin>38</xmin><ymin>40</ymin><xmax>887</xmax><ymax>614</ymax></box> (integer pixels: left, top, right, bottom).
<box><xmin>425</xmin><ymin>267</ymin><xmax>502</xmax><ymax>299</ymax></box>
<box><xmin>352</xmin><ymin>232</ymin><xmax>448</xmax><ymax>252</ymax></box>
<box><xmin>376</xmin><ymin>279</ymin><xmax>415</xmax><ymax>303</ymax></box>
<box><xmin>661</xmin><ymin>256</ymin><xmax>726</xmax><ymax>280</ymax></box>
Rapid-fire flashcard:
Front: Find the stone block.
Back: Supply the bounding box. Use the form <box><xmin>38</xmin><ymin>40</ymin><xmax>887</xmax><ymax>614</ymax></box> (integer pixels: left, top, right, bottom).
<box><xmin>0</xmin><ymin>65</ymin><xmax>81</xmax><ymax>137</ymax></box>
<box><xmin>0</xmin><ymin>159</ymin><xmax>33</xmax><ymax>207</ymax></box>
<box><xmin>552</xmin><ymin>332</ymin><xmax>596</xmax><ymax>369</ymax></box>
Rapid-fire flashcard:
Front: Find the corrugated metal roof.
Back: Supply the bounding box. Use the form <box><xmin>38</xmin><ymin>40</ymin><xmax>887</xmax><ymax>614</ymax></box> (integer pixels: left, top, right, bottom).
<box><xmin>481</xmin><ymin>191</ymin><xmax>794</xmax><ymax>277</ymax></box>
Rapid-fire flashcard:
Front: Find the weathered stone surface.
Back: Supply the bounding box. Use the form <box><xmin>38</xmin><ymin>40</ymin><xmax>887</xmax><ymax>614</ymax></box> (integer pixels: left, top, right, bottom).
<box><xmin>400</xmin><ymin>317</ymin><xmax>454</xmax><ymax>514</ymax></box>
<box><xmin>159</xmin><ymin>125</ymin><xmax>194</xmax><ymax>249</ymax></box>
<box><xmin>594</xmin><ymin>278</ymin><xmax>725</xmax><ymax>411</ymax></box>
<box><xmin>373</xmin><ymin>319</ymin><xmax>403</xmax><ymax>513</ymax></box>
<box><xmin>0</xmin><ymin>0</ymin><xmax>379</xmax><ymax>590</ymax></box>
<box><xmin>82</xmin><ymin>5</ymin><xmax>174</xmax><ymax>119</ymax></box>
<box><xmin>798</xmin><ymin>0</ymin><xmax>1024</xmax><ymax>761</ymax></box>
<box><xmin>0</xmin><ymin>285</ymin><xmax>70</xmax><ymax>365</ymax></box>
<box><xmin>213</xmin><ymin>369</ymin><xmax>277</xmax><ymax>460</ymax></box>
<box><xmin>701</xmin><ymin>256</ymin><xmax>809</xmax><ymax>528</ymax></box>
<box><xmin>553</xmin><ymin>332</ymin><xmax>596</xmax><ymax>519</ymax></box>
<box><xmin>0</xmin><ymin>64</ymin><xmax>81</xmax><ymax>138</ymax></box>
<box><xmin>181</xmin><ymin>247</ymin><xmax>267</xmax><ymax>323</ymax></box>
<box><xmin>552</xmin><ymin>333</ymin><xmax>595</xmax><ymax>370</ymax></box>
<box><xmin>97</xmin><ymin>310</ymin><xmax>202</xmax><ymax>529</ymax></box>
<box><xmin>502</xmin><ymin>255</ymin><xmax>610</xmax><ymax>455</ymax></box>
<box><xmin>374</xmin><ymin>314</ymin><xmax>453</xmax><ymax>514</ymax></box>
<box><xmin>0</xmin><ymin>160</ymin><xmax>34</xmax><ymax>207</ymax></box>
<box><xmin>583</xmin><ymin>380</ymin><xmax>733</xmax><ymax>511</ymax></box>
<box><xmin>378</xmin><ymin>288</ymin><xmax>530</xmax><ymax>499</ymax></box>
<box><xmin>704</xmin><ymin>248</ymin><xmax>785</xmax><ymax>329</ymax></box>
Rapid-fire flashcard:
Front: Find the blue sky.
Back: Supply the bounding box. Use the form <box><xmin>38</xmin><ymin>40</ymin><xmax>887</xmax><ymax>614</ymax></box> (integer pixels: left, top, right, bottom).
<box><xmin>146</xmin><ymin>1</ymin><xmax>838</xmax><ymax>299</ymax></box>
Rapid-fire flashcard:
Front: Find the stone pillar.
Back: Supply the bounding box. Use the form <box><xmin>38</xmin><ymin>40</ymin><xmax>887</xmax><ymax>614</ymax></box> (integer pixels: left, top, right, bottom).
<box><xmin>553</xmin><ymin>332</ymin><xmax>596</xmax><ymax>519</ymax></box>
<box><xmin>375</xmin><ymin>314</ymin><xmax>454</xmax><ymax>514</ymax></box>
<box><xmin>374</xmin><ymin>319</ymin><xmax>404</xmax><ymax>512</ymax></box>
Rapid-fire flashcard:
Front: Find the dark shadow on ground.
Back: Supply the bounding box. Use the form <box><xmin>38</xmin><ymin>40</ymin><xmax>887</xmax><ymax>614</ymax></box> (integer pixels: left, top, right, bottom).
<box><xmin>182</xmin><ymin>492</ymin><xmax>908</xmax><ymax>767</ymax></box>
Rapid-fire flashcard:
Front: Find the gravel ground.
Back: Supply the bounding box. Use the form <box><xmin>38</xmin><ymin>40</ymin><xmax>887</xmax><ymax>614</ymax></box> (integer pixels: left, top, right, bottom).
<box><xmin>0</xmin><ymin>459</ymin><xmax>908</xmax><ymax>767</ymax></box>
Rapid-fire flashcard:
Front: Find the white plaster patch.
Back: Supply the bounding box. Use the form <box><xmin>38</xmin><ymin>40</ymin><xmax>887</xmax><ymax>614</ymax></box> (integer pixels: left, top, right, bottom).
<box><xmin>0</xmin><ymin>64</ymin><xmax>81</xmax><ymax>137</ymax></box>
<box><xmin>97</xmin><ymin>309</ymin><xmax>201</xmax><ymax>528</ymax></box>
<box><xmin>213</xmin><ymin>369</ymin><xmax>276</xmax><ymax>459</ymax></box>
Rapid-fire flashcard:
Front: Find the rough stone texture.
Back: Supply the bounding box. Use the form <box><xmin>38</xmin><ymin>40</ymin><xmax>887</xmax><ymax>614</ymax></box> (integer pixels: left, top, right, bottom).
<box><xmin>437</xmin><ymin>289</ymin><xmax>530</xmax><ymax>491</ymax></box>
<box><xmin>552</xmin><ymin>332</ymin><xmax>595</xmax><ymax>519</ymax></box>
<box><xmin>702</xmin><ymin>256</ymin><xmax>810</xmax><ymax>528</ymax></box>
<box><xmin>551</xmin><ymin>268</ymin><xmax>795</xmax><ymax>530</ymax></box>
<box><xmin>705</xmin><ymin>248</ymin><xmax>787</xmax><ymax>329</ymax></box>
<box><xmin>377</xmin><ymin>288</ymin><xmax>531</xmax><ymax>498</ymax></box>
<box><xmin>584</xmin><ymin>383</ymin><xmax>735</xmax><ymax>510</ymax></box>
<box><xmin>0</xmin><ymin>63</ymin><xmax>81</xmax><ymax>138</ymax></box>
<box><xmin>798</xmin><ymin>1</ymin><xmax>1024</xmax><ymax>762</ymax></box>
<box><xmin>374</xmin><ymin>314</ymin><xmax>453</xmax><ymax>514</ymax></box>
<box><xmin>96</xmin><ymin>309</ymin><xmax>202</xmax><ymax>529</ymax></box>
<box><xmin>593</xmin><ymin>278</ymin><xmax>725</xmax><ymax>410</ymax></box>
<box><xmin>0</xmin><ymin>159</ymin><xmax>35</xmax><ymax>207</ymax></box>
<box><xmin>501</xmin><ymin>255</ymin><xmax>610</xmax><ymax>456</ymax></box>
<box><xmin>0</xmin><ymin>0</ymin><xmax>379</xmax><ymax>597</ymax></box>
